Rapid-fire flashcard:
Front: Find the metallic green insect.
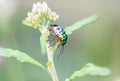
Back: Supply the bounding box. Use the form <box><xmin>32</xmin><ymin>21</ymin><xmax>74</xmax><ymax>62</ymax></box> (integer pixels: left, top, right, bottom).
<box><xmin>49</xmin><ymin>24</ymin><xmax>67</xmax><ymax>57</ymax></box>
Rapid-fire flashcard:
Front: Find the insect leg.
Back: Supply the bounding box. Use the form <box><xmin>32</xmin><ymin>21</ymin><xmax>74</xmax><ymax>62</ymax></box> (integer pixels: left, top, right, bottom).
<box><xmin>57</xmin><ymin>45</ymin><xmax>64</xmax><ymax>58</ymax></box>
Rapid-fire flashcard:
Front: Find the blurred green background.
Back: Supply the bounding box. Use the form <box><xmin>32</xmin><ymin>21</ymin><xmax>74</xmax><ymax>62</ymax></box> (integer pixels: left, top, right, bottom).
<box><xmin>0</xmin><ymin>0</ymin><xmax>120</xmax><ymax>81</ymax></box>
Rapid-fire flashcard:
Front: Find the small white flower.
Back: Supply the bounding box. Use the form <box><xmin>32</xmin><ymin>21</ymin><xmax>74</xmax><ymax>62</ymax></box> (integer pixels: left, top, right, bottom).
<box><xmin>42</xmin><ymin>2</ymin><xmax>49</xmax><ymax>11</ymax></box>
<box><xmin>25</xmin><ymin>2</ymin><xmax>59</xmax><ymax>29</ymax></box>
<box><xmin>32</xmin><ymin>3</ymin><xmax>37</xmax><ymax>11</ymax></box>
<box><xmin>36</xmin><ymin>2</ymin><xmax>42</xmax><ymax>7</ymax></box>
<box><xmin>48</xmin><ymin>12</ymin><xmax>59</xmax><ymax>21</ymax></box>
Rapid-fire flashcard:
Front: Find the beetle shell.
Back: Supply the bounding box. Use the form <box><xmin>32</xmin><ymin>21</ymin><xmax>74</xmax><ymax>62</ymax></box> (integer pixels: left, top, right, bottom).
<box><xmin>50</xmin><ymin>24</ymin><xmax>67</xmax><ymax>46</ymax></box>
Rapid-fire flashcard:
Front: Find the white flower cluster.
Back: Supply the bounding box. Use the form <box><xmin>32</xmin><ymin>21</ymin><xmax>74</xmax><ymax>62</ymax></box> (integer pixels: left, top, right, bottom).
<box><xmin>25</xmin><ymin>2</ymin><xmax>59</xmax><ymax>29</ymax></box>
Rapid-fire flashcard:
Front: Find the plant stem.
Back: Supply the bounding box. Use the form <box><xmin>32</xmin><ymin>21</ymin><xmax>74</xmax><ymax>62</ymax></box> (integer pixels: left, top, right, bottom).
<box><xmin>46</xmin><ymin>38</ymin><xmax>59</xmax><ymax>81</ymax></box>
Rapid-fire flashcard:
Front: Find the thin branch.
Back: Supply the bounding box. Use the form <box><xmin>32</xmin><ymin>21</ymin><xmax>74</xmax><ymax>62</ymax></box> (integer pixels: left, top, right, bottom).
<box><xmin>46</xmin><ymin>38</ymin><xmax>59</xmax><ymax>81</ymax></box>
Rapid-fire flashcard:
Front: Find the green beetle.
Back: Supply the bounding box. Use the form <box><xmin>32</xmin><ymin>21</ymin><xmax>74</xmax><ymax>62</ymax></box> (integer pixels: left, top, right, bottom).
<box><xmin>49</xmin><ymin>24</ymin><xmax>67</xmax><ymax>57</ymax></box>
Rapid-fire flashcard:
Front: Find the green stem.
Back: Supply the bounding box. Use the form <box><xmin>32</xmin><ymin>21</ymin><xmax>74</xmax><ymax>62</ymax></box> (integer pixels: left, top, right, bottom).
<box><xmin>46</xmin><ymin>37</ymin><xmax>59</xmax><ymax>81</ymax></box>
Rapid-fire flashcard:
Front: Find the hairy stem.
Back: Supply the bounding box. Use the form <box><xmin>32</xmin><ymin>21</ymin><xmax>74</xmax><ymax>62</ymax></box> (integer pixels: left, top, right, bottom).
<box><xmin>46</xmin><ymin>38</ymin><xmax>59</xmax><ymax>81</ymax></box>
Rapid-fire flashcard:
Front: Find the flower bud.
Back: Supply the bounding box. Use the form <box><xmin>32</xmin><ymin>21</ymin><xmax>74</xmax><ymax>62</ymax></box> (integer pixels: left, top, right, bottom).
<box><xmin>24</xmin><ymin>2</ymin><xmax>59</xmax><ymax>29</ymax></box>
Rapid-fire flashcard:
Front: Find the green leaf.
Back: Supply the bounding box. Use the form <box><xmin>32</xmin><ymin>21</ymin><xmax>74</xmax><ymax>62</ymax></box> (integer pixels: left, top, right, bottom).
<box><xmin>22</xmin><ymin>20</ymin><xmax>32</xmax><ymax>27</ymax></box>
<box><xmin>40</xmin><ymin>34</ymin><xmax>47</xmax><ymax>54</ymax></box>
<box><xmin>65</xmin><ymin>15</ymin><xmax>99</xmax><ymax>35</ymax></box>
<box><xmin>0</xmin><ymin>47</ymin><xmax>47</xmax><ymax>72</ymax></box>
<box><xmin>65</xmin><ymin>63</ymin><xmax>111</xmax><ymax>81</ymax></box>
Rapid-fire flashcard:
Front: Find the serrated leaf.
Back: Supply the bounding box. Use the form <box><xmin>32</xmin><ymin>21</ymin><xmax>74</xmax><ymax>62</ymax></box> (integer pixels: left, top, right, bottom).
<box><xmin>40</xmin><ymin>34</ymin><xmax>47</xmax><ymax>54</ymax></box>
<box><xmin>65</xmin><ymin>63</ymin><xmax>111</xmax><ymax>81</ymax></box>
<box><xmin>0</xmin><ymin>47</ymin><xmax>47</xmax><ymax>72</ymax></box>
<box><xmin>65</xmin><ymin>15</ymin><xmax>99</xmax><ymax>35</ymax></box>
